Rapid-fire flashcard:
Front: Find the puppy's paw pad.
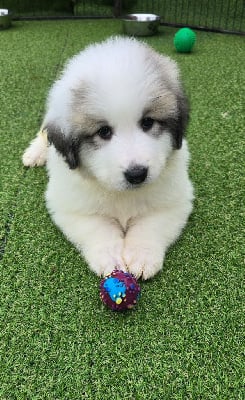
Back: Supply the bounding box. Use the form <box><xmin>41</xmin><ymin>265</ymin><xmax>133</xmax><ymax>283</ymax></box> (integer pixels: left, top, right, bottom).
<box><xmin>22</xmin><ymin>150</ymin><xmax>47</xmax><ymax>167</ymax></box>
<box><xmin>84</xmin><ymin>243</ymin><xmax>126</xmax><ymax>277</ymax></box>
<box><xmin>22</xmin><ymin>135</ymin><xmax>48</xmax><ymax>167</ymax></box>
<box><xmin>123</xmin><ymin>246</ymin><xmax>163</xmax><ymax>280</ymax></box>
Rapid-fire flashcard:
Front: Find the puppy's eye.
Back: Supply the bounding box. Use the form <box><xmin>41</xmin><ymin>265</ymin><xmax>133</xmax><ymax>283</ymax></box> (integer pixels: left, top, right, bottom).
<box><xmin>97</xmin><ymin>126</ymin><xmax>113</xmax><ymax>140</ymax></box>
<box><xmin>141</xmin><ymin>117</ymin><xmax>155</xmax><ymax>132</ymax></box>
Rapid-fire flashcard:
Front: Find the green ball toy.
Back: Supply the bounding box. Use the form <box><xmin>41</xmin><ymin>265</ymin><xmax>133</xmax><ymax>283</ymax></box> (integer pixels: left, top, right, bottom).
<box><xmin>174</xmin><ymin>28</ymin><xmax>196</xmax><ymax>53</ymax></box>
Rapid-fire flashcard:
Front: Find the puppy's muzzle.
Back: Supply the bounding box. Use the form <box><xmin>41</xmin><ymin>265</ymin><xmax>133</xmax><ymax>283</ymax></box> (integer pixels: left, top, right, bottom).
<box><xmin>124</xmin><ymin>165</ymin><xmax>148</xmax><ymax>185</ymax></box>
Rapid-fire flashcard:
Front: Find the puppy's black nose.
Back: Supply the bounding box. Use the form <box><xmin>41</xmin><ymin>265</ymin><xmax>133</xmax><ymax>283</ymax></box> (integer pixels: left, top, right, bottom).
<box><xmin>124</xmin><ymin>165</ymin><xmax>148</xmax><ymax>185</ymax></box>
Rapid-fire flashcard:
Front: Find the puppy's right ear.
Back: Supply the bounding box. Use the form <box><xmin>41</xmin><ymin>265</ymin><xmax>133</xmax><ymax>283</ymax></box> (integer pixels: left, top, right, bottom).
<box><xmin>45</xmin><ymin>124</ymin><xmax>80</xmax><ymax>169</ymax></box>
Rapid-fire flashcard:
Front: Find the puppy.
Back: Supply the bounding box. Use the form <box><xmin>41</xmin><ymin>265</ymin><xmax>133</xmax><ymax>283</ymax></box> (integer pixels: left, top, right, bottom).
<box><xmin>23</xmin><ymin>37</ymin><xmax>194</xmax><ymax>279</ymax></box>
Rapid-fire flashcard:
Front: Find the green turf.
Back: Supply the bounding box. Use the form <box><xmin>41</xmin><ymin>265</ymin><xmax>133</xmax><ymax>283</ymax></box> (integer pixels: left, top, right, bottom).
<box><xmin>0</xmin><ymin>20</ymin><xmax>244</xmax><ymax>399</ymax></box>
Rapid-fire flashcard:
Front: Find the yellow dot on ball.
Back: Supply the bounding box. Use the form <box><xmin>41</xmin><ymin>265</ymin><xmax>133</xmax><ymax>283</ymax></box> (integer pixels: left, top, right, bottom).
<box><xmin>116</xmin><ymin>298</ymin><xmax>122</xmax><ymax>305</ymax></box>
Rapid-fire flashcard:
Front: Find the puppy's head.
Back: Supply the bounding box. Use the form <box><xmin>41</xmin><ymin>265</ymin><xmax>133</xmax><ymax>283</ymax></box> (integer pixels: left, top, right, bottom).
<box><xmin>46</xmin><ymin>37</ymin><xmax>189</xmax><ymax>191</ymax></box>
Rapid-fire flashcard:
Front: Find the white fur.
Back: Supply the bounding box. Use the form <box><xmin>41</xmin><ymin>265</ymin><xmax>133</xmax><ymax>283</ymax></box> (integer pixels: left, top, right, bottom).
<box><xmin>23</xmin><ymin>37</ymin><xmax>194</xmax><ymax>279</ymax></box>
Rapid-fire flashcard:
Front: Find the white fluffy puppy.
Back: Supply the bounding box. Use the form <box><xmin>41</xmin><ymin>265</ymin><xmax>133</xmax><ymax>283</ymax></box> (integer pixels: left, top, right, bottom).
<box><xmin>23</xmin><ymin>37</ymin><xmax>193</xmax><ymax>279</ymax></box>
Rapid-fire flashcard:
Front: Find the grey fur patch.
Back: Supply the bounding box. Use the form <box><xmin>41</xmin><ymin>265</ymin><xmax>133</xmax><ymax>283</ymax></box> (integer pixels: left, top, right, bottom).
<box><xmin>141</xmin><ymin>92</ymin><xmax>189</xmax><ymax>148</ymax></box>
<box><xmin>45</xmin><ymin>121</ymin><xmax>106</xmax><ymax>169</ymax></box>
<box><xmin>46</xmin><ymin>124</ymin><xmax>82</xmax><ymax>169</ymax></box>
<box><xmin>143</xmin><ymin>48</ymin><xmax>189</xmax><ymax>149</ymax></box>
<box><xmin>167</xmin><ymin>93</ymin><xmax>189</xmax><ymax>149</ymax></box>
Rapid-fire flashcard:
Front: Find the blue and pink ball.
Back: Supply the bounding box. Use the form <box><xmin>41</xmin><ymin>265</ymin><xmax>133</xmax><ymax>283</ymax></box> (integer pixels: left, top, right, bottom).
<box><xmin>100</xmin><ymin>270</ymin><xmax>141</xmax><ymax>311</ymax></box>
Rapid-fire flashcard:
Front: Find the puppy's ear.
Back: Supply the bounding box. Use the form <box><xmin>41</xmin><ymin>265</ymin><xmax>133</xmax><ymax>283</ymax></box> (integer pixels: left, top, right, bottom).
<box><xmin>172</xmin><ymin>92</ymin><xmax>189</xmax><ymax>150</ymax></box>
<box><xmin>45</xmin><ymin>124</ymin><xmax>80</xmax><ymax>169</ymax></box>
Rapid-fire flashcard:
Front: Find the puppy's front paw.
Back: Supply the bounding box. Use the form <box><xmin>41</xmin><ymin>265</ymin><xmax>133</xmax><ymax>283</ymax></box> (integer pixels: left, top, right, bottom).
<box><xmin>84</xmin><ymin>241</ymin><xmax>126</xmax><ymax>277</ymax></box>
<box><xmin>123</xmin><ymin>241</ymin><xmax>164</xmax><ymax>280</ymax></box>
<box><xmin>22</xmin><ymin>130</ymin><xmax>48</xmax><ymax>167</ymax></box>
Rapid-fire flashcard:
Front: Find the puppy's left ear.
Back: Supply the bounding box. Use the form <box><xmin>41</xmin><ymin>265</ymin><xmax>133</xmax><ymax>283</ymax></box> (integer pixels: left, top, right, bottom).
<box><xmin>45</xmin><ymin>123</ymin><xmax>80</xmax><ymax>169</ymax></box>
<box><xmin>173</xmin><ymin>92</ymin><xmax>189</xmax><ymax>149</ymax></box>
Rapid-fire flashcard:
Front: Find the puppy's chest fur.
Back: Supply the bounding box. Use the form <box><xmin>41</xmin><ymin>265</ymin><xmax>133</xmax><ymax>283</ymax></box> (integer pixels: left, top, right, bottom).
<box><xmin>76</xmin><ymin>178</ymin><xmax>158</xmax><ymax>230</ymax></box>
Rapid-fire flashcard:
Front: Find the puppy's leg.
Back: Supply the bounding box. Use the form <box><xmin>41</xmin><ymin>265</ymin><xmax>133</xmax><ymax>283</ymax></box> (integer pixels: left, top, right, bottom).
<box><xmin>51</xmin><ymin>212</ymin><xmax>126</xmax><ymax>276</ymax></box>
<box><xmin>22</xmin><ymin>127</ymin><xmax>48</xmax><ymax>167</ymax></box>
<box><xmin>123</xmin><ymin>207</ymin><xmax>192</xmax><ymax>280</ymax></box>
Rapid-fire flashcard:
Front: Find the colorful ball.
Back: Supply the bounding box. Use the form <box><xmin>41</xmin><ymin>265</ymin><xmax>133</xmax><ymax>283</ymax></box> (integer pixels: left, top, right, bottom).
<box><xmin>100</xmin><ymin>270</ymin><xmax>141</xmax><ymax>311</ymax></box>
<box><xmin>174</xmin><ymin>27</ymin><xmax>196</xmax><ymax>53</ymax></box>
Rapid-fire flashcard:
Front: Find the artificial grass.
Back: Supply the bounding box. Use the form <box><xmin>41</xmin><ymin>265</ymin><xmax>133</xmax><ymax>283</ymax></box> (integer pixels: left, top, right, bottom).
<box><xmin>0</xmin><ymin>20</ymin><xmax>244</xmax><ymax>399</ymax></box>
